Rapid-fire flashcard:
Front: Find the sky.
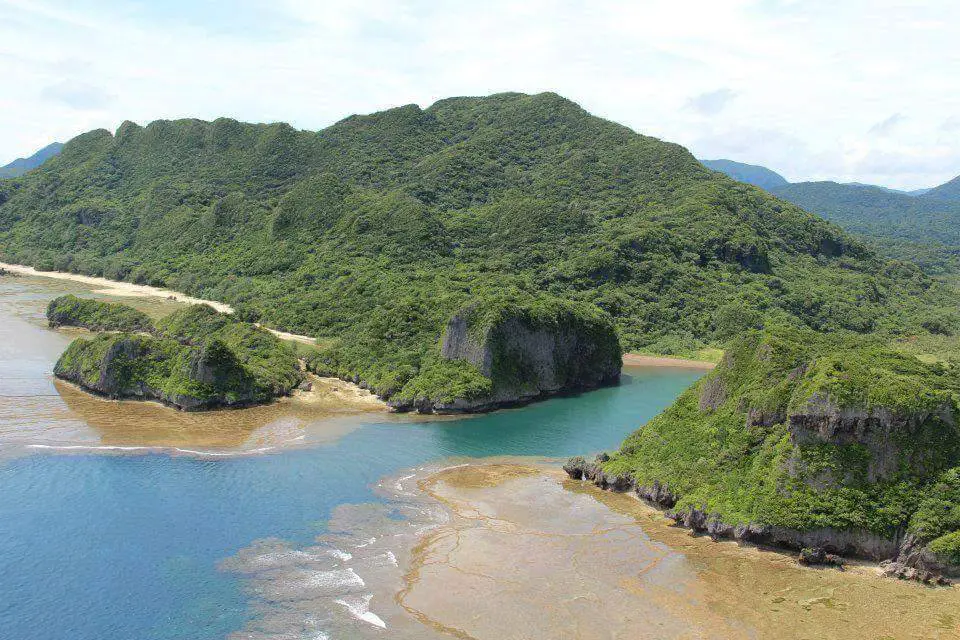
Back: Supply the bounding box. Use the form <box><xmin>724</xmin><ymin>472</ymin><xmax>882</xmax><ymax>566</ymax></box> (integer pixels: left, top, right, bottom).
<box><xmin>1</xmin><ymin>0</ymin><xmax>959</xmax><ymax>190</ymax></box>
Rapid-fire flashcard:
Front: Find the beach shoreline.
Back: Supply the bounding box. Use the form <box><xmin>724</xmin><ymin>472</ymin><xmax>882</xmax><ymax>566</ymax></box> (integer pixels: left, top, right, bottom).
<box><xmin>0</xmin><ymin>261</ymin><xmax>321</xmax><ymax>344</ymax></box>
<box><xmin>623</xmin><ymin>353</ymin><xmax>717</xmax><ymax>369</ymax></box>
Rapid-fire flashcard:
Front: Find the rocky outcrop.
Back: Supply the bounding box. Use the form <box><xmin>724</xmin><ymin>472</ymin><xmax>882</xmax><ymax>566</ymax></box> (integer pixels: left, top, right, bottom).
<box><xmin>880</xmin><ymin>534</ymin><xmax>958</xmax><ymax>585</ymax></box>
<box><xmin>787</xmin><ymin>392</ymin><xmax>957</xmax><ymax>482</ymax></box>
<box><xmin>397</xmin><ymin>298</ymin><xmax>621</xmax><ymax>413</ymax></box>
<box><xmin>797</xmin><ymin>547</ymin><xmax>845</xmax><ymax>567</ymax></box>
<box><xmin>565</xmin><ymin>327</ymin><xmax>960</xmax><ymax>584</ymax></box>
<box><xmin>564</xmin><ymin>454</ymin><xmax>953</xmax><ymax>582</ymax></box>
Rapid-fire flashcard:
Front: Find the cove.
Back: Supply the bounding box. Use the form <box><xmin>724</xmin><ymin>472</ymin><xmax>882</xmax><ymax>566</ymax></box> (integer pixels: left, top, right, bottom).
<box><xmin>0</xmin><ymin>272</ymin><xmax>703</xmax><ymax>640</ymax></box>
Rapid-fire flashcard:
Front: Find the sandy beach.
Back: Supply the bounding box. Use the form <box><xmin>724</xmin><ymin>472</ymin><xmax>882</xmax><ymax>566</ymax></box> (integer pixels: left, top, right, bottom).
<box><xmin>0</xmin><ymin>261</ymin><xmax>322</xmax><ymax>344</ymax></box>
<box><xmin>623</xmin><ymin>353</ymin><xmax>717</xmax><ymax>369</ymax></box>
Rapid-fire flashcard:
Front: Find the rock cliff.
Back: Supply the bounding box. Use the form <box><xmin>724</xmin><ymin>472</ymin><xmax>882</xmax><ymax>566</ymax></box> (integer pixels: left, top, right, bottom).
<box><xmin>389</xmin><ymin>297</ymin><xmax>622</xmax><ymax>412</ymax></box>
<box><xmin>568</xmin><ymin>326</ymin><xmax>960</xmax><ymax>582</ymax></box>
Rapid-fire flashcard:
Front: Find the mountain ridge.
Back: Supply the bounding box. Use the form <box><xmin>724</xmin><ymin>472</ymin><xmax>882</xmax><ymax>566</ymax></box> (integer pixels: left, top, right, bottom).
<box><xmin>702</xmin><ymin>159</ymin><xmax>960</xmax><ymax>274</ymax></box>
<box><xmin>0</xmin><ymin>142</ymin><xmax>64</xmax><ymax>178</ymax></box>
<box><xmin>0</xmin><ymin>92</ymin><xmax>949</xmax><ymax>403</ymax></box>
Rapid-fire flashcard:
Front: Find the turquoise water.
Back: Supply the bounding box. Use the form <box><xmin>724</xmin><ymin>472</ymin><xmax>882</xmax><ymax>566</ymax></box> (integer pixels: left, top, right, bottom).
<box><xmin>0</xmin><ymin>365</ymin><xmax>702</xmax><ymax>639</ymax></box>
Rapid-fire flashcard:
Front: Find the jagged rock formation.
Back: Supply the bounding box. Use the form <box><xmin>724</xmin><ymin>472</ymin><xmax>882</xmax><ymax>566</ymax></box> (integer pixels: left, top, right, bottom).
<box><xmin>387</xmin><ymin>297</ymin><xmax>621</xmax><ymax>412</ymax></box>
<box><xmin>567</xmin><ymin>326</ymin><xmax>960</xmax><ymax>583</ymax></box>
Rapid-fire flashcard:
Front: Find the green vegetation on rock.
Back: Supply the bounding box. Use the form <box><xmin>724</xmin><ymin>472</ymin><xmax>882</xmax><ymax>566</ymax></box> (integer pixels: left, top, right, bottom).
<box><xmin>53</xmin><ymin>302</ymin><xmax>301</xmax><ymax>410</ymax></box>
<box><xmin>910</xmin><ymin>468</ymin><xmax>960</xmax><ymax>564</ymax></box>
<box><xmin>308</xmin><ymin>294</ymin><xmax>621</xmax><ymax>411</ymax></box>
<box><xmin>588</xmin><ymin>326</ymin><xmax>960</xmax><ymax>574</ymax></box>
<box><xmin>46</xmin><ymin>294</ymin><xmax>154</xmax><ymax>333</ymax></box>
<box><xmin>1</xmin><ymin>92</ymin><xmax>956</xmax><ymax>400</ymax></box>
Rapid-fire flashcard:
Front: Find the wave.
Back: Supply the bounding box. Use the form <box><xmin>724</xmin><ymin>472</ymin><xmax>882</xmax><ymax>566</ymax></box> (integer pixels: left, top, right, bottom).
<box><xmin>25</xmin><ymin>443</ymin><xmax>280</xmax><ymax>457</ymax></box>
<box><xmin>335</xmin><ymin>594</ymin><xmax>387</xmax><ymax>629</ymax></box>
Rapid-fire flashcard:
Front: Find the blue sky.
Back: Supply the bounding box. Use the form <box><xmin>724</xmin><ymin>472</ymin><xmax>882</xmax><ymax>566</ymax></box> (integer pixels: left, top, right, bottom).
<box><xmin>1</xmin><ymin>0</ymin><xmax>958</xmax><ymax>189</ymax></box>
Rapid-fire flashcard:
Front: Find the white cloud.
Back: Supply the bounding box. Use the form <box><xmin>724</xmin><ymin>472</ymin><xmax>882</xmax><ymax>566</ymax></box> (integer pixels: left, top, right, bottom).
<box><xmin>868</xmin><ymin>113</ymin><xmax>906</xmax><ymax>137</ymax></box>
<box><xmin>40</xmin><ymin>79</ymin><xmax>113</xmax><ymax>110</ymax></box>
<box><xmin>685</xmin><ymin>89</ymin><xmax>738</xmax><ymax>116</ymax></box>
<box><xmin>0</xmin><ymin>0</ymin><xmax>958</xmax><ymax>190</ymax></box>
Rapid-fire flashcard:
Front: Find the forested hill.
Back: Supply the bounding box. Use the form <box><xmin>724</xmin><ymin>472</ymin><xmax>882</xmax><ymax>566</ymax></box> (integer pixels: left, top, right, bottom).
<box><xmin>700</xmin><ymin>159</ymin><xmax>788</xmax><ymax>190</ymax></box>
<box><xmin>925</xmin><ymin>175</ymin><xmax>960</xmax><ymax>201</ymax></box>
<box><xmin>770</xmin><ymin>181</ymin><xmax>960</xmax><ymax>275</ymax></box>
<box><xmin>701</xmin><ymin>158</ymin><xmax>960</xmax><ymax>274</ymax></box>
<box><xmin>0</xmin><ymin>92</ymin><xmax>948</xmax><ymax>396</ymax></box>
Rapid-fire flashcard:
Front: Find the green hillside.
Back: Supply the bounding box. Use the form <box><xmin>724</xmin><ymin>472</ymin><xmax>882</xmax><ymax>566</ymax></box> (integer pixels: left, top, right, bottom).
<box><xmin>0</xmin><ymin>92</ymin><xmax>952</xmax><ymax>400</ymax></box>
<box><xmin>570</xmin><ymin>325</ymin><xmax>960</xmax><ymax>578</ymax></box>
<box><xmin>771</xmin><ymin>181</ymin><xmax>960</xmax><ymax>275</ymax></box>
<box><xmin>925</xmin><ymin>175</ymin><xmax>960</xmax><ymax>202</ymax></box>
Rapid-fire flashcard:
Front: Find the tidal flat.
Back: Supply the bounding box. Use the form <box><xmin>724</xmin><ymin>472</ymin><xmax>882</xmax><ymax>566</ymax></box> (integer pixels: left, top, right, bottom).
<box><xmin>223</xmin><ymin>461</ymin><xmax>960</xmax><ymax>639</ymax></box>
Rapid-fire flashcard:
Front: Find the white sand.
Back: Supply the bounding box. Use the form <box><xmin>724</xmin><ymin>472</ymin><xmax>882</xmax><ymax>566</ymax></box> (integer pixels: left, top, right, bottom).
<box><xmin>0</xmin><ymin>261</ymin><xmax>318</xmax><ymax>344</ymax></box>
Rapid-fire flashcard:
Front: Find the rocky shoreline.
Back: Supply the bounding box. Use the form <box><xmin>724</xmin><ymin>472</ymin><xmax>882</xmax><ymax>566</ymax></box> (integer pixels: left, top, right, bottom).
<box><xmin>563</xmin><ymin>454</ymin><xmax>956</xmax><ymax>585</ymax></box>
<box><xmin>387</xmin><ymin>376</ymin><xmax>620</xmax><ymax>414</ymax></box>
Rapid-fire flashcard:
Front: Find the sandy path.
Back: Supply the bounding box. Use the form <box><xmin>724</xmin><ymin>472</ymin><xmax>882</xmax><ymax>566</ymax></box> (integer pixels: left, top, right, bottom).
<box><xmin>0</xmin><ymin>261</ymin><xmax>317</xmax><ymax>345</ymax></box>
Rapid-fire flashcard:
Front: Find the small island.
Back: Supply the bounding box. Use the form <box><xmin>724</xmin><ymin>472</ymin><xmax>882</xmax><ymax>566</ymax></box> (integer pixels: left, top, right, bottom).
<box><xmin>50</xmin><ymin>298</ymin><xmax>303</xmax><ymax>410</ymax></box>
<box><xmin>567</xmin><ymin>325</ymin><xmax>960</xmax><ymax>583</ymax></box>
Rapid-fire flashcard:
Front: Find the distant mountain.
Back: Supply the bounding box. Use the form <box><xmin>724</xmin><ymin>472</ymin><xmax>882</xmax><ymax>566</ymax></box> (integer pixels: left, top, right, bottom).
<box><xmin>700</xmin><ymin>159</ymin><xmax>788</xmax><ymax>190</ymax></box>
<box><xmin>924</xmin><ymin>175</ymin><xmax>960</xmax><ymax>201</ymax></box>
<box><xmin>0</xmin><ymin>142</ymin><xmax>64</xmax><ymax>178</ymax></box>
<box><xmin>770</xmin><ymin>181</ymin><xmax>960</xmax><ymax>274</ymax></box>
<box><xmin>701</xmin><ymin>157</ymin><xmax>960</xmax><ymax>274</ymax></box>
<box><xmin>846</xmin><ymin>182</ymin><xmax>911</xmax><ymax>195</ymax></box>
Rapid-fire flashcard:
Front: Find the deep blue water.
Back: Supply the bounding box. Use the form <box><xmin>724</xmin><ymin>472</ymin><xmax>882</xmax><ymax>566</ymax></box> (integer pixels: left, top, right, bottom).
<box><xmin>0</xmin><ymin>368</ymin><xmax>701</xmax><ymax>640</ymax></box>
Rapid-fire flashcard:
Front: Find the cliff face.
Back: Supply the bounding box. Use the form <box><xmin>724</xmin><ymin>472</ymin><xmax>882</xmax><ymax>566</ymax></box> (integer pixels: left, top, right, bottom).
<box><xmin>786</xmin><ymin>393</ymin><xmax>957</xmax><ymax>483</ymax></box>
<box><xmin>389</xmin><ymin>298</ymin><xmax>622</xmax><ymax>413</ymax></box>
<box><xmin>573</xmin><ymin>326</ymin><xmax>960</xmax><ymax>582</ymax></box>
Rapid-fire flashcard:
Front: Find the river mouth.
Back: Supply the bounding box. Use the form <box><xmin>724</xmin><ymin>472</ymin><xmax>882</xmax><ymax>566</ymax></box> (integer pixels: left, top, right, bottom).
<box><xmin>222</xmin><ymin>460</ymin><xmax>960</xmax><ymax>640</ymax></box>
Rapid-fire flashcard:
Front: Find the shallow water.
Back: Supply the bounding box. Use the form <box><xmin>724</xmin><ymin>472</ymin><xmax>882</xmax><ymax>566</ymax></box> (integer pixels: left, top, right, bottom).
<box><xmin>404</xmin><ymin>464</ymin><xmax>960</xmax><ymax>640</ymax></box>
<box><xmin>0</xmin><ymin>274</ymin><xmax>705</xmax><ymax>639</ymax></box>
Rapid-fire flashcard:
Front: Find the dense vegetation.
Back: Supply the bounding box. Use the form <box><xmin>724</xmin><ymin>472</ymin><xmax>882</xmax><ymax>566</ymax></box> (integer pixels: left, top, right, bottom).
<box><xmin>770</xmin><ymin>182</ymin><xmax>960</xmax><ymax>275</ymax></box>
<box><xmin>306</xmin><ymin>294</ymin><xmax>621</xmax><ymax>409</ymax></box>
<box><xmin>925</xmin><ymin>175</ymin><xmax>960</xmax><ymax>201</ymax></box>
<box><xmin>47</xmin><ymin>294</ymin><xmax>154</xmax><ymax>332</ymax></box>
<box><xmin>54</xmin><ymin>302</ymin><xmax>302</xmax><ymax>409</ymax></box>
<box><xmin>700</xmin><ymin>159</ymin><xmax>960</xmax><ymax>275</ymax></box>
<box><xmin>700</xmin><ymin>159</ymin><xmax>788</xmax><ymax>190</ymax></box>
<box><xmin>597</xmin><ymin>325</ymin><xmax>960</xmax><ymax>567</ymax></box>
<box><xmin>1</xmin><ymin>92</ymin><xmax>956</xmax><ymax>400</ymax></box>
